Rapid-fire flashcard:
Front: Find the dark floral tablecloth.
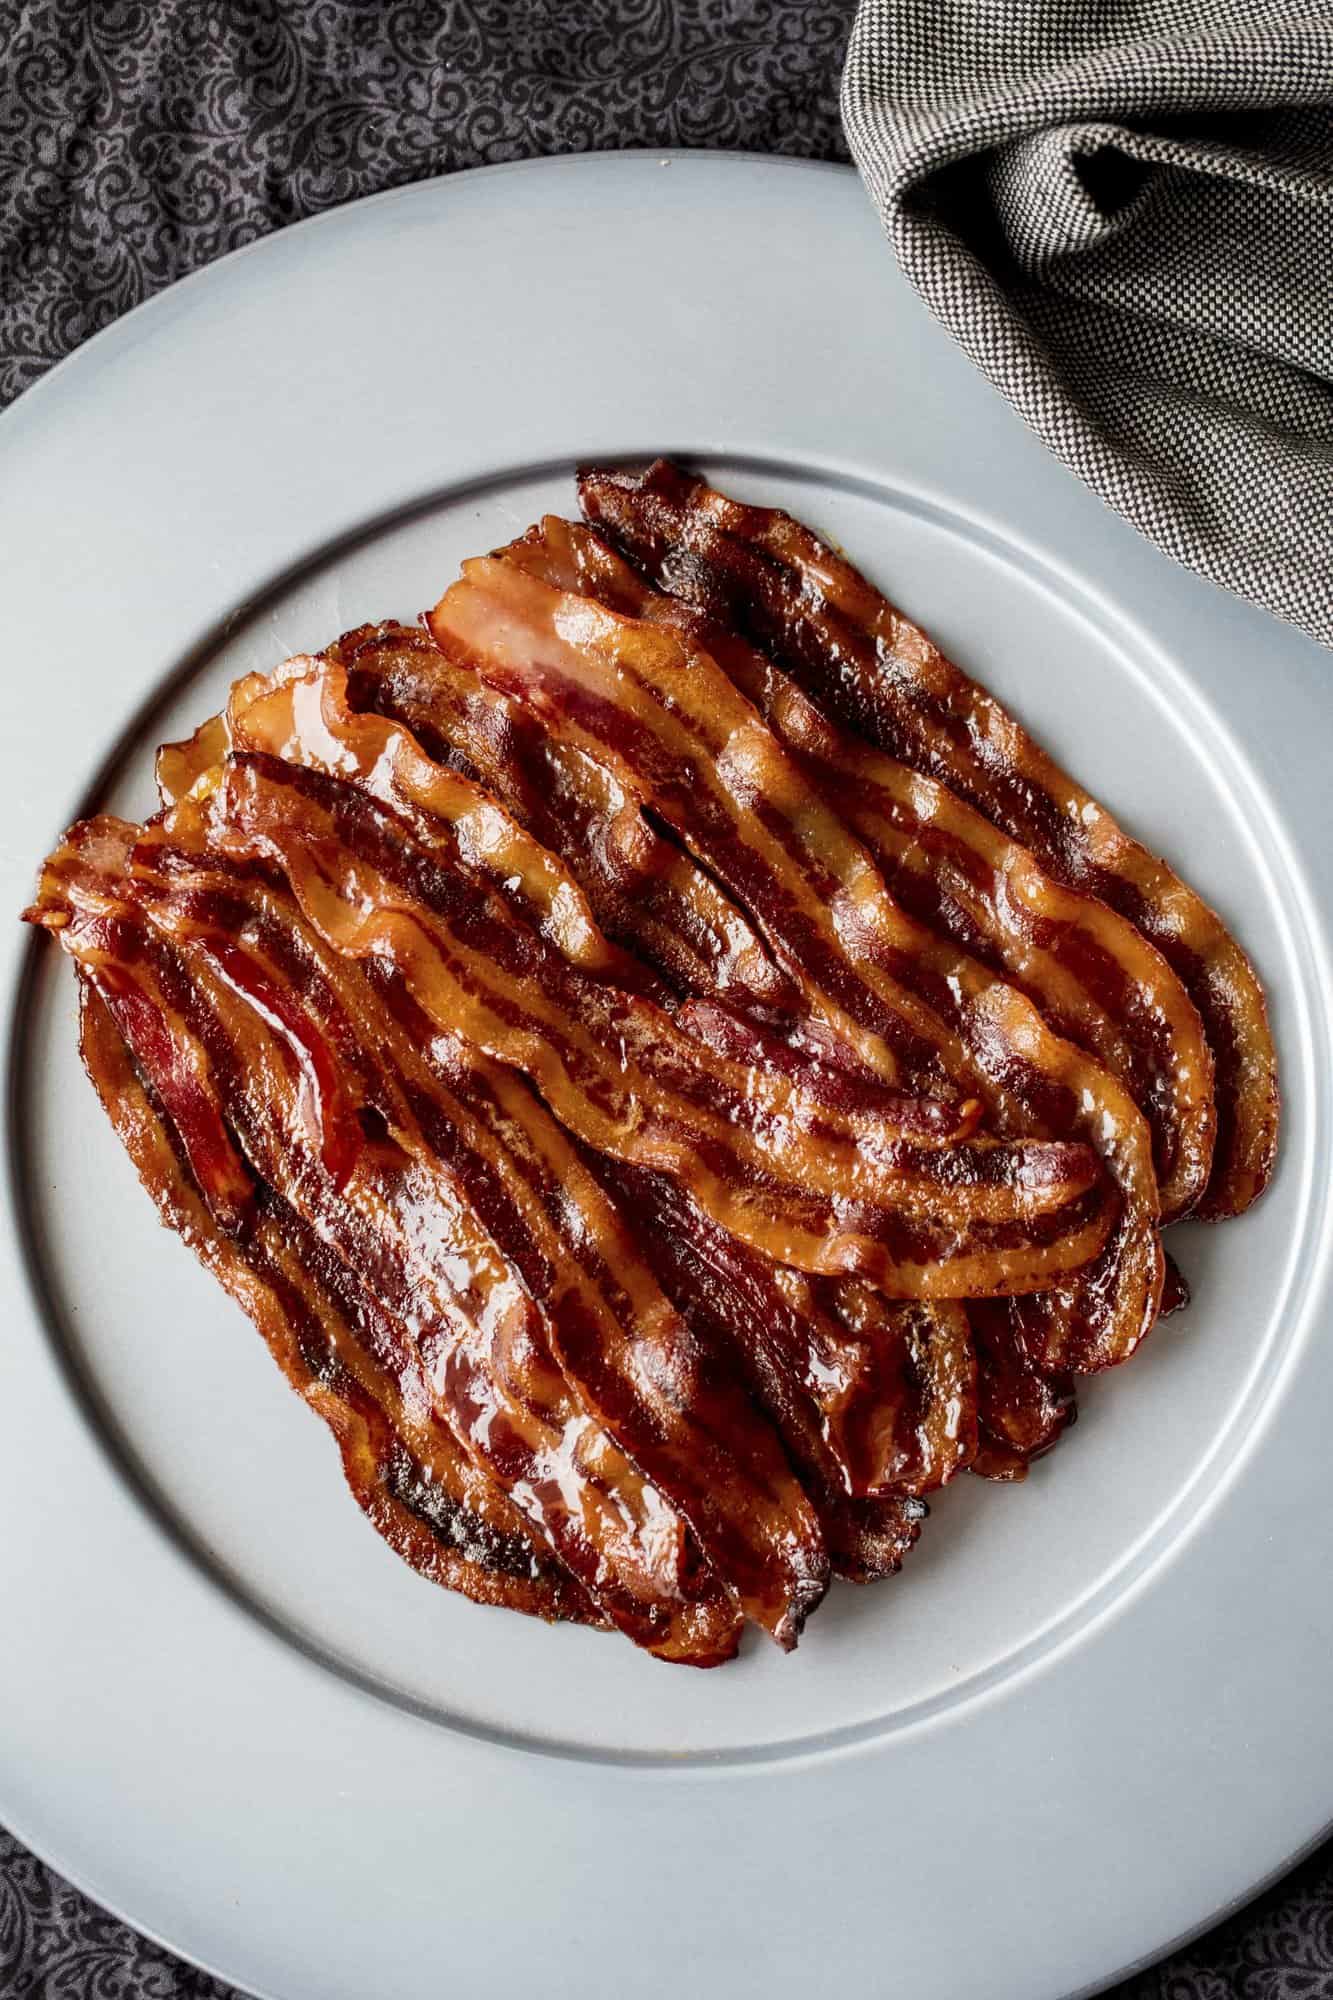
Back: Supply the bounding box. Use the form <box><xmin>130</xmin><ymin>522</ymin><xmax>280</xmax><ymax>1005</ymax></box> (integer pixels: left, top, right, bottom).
<box><xmin>1</xmin><ymin>5</ymin><xmax>1330</xmax><ymax>1996</ymax></box>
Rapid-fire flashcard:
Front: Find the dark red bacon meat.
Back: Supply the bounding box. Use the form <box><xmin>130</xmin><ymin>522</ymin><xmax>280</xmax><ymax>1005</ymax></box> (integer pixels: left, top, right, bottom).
<box><xmin>428</xmin><ymin>540</ymin><xmax>1157</xmax><ymax>1374</ymax></box>
<box><xmin>21</xmin><ymin>465</ymin><xmax>1276</xmax><ymax>1660</ymax></box>
<box><xmin>578</xmin><ymin>459</ymin><xmax>1276</xmax><ymax>1223</ymax></box>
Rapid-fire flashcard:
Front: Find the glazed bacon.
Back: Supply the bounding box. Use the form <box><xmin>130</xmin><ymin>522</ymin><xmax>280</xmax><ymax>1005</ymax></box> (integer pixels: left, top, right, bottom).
<box><xmin>329</xmin><ymin>620</ymin><xmax>799</xmax><ymax>1018</ymax></box>
<box><xmin>164</xmin><ymin>660</ymin><xmax>1109</xmax><ymax>1496</ymax></box>
<box><xmin>270</xmin><ymin>637</ymin><xmax>989</xmax><ymax>1491</ymax></box>
<box><xmin>84</xmin><ymin>910</ymin><xmax>889</xmax><ymax>1616</ymax></box>
<box><xmin>434</xmin><ymin>528</ymin><xmax>1103</xmax><ymax>1430</ymax></box>
<box><xmin>310</xmin><ymin>621</ymin><xmax>1003</xmax><ymax>1474</ymax></box>
<box><xmin>519</xmin><ymin>510</ymin><xmax>1216</xmax><ymax>1225</ymax></box>
<box><xmin>35</xmin><ymin>823</ymin><xmax>795</xmax><ymax>1660</ymax></box>
<box><xmin>968</xmin><ymin>1299</ymin><xmax>1077</xmax><ymax>1480</ymax></box>
<box><xmin>609</xmin><ymin>1158</ymin><xmax>976</xmax><ymax>1502</ymax></box>
<box><xmin>607</xmin><ymin>1162</ymin><xmax>945</xmax><ymax>1580</ymax></box>
<box><xmin>427</xmin><ymin>546</ymin><xmax>1159</xmax><ymax>1371</ymax></box>
<box><xmin>24</xmin><ymin>467</ymin><xmax>1278</xmax><ymax>1659</ymax></box>
<box><xmin>78</xmin><ymin>981</ymin><xmax>600</xmax><ymax>1625</ymax></box>
<box><xmin>193</xmin><ymin>756</ymin><xmax>1111</xmax><ymax>1297</ymax></box>
<box><xmin>578</xmin><ymin>460</ymin><xmax>1277</xmax><ymax>1220</ymax></box>
<box><xmin>160</xmin><ymin>654</ymin><xmax>665</xmax><ymax>1003</ymax></box>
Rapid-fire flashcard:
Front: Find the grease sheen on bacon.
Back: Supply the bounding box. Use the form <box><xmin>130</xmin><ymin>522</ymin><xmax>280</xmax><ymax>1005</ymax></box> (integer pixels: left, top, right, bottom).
<box><xmin>44</xmin><ymin>814</ymin><xmax>909</xmax><ymax>1652</ymax></box>
<box><xmin>47</xmin><ymin>806</ymin><xmax>955</xmax><ymax>1640</ymax></box>
<box><xmin>330</xmin><ymin>620</ymin><xmax>800</xmax><ymax>1018</ymax></box>
<box><xmin>78</xmin><ymin>979</ymin><xmax>599</xmax><ymax>1625</ymax></box>
<box><xmin>578</xmin><ymin>459</ymin><xmax>1276</xmax><ymax>1221</ymax></box>
<box><xmin>24</xmin><ymin>465</ymin><xmax>1278</xmax><ymax>1659</ymax></box>
<box><xmin>428</xmin><ymin>547</ymin><xmax>1159</xmax><ymax>1372</ymax></box>
<box><xmin>149</xmin><ymin>663</ymin><xmax>1120</xmax><ymax>1465</ymax></box>
<box><xmin>609</xmin><ymin>1158</ymin><xmax>977</xmax><ymax>1502</ymax></box>
<box><xmin>523</xmin><ymin>508</ymin><xmax>1216</xmax><ymax>1225</ymax></box>
<box><xmin>189</xmin><ymin>753</ymin><xmax>1112</xmax><ymax>1297</ymax></box>
<box><xmin>283</xmin><ymin>629</ymin><xmax>987</xmax><ymax>1490</ymax></box>
<box><xmin>312</xmin><ymin>624</ymin><xmax>1072</xmax><ymax>1472</ymax></box>
<box><xmin>34</xmin><ymin>826</ymin><xmax>750</xmax><ymax>1662</ymax></box>
<box><xmin>83</xmin><ymin>872</ymin><xmax>924</xmax><ymax>1596</ymax></box>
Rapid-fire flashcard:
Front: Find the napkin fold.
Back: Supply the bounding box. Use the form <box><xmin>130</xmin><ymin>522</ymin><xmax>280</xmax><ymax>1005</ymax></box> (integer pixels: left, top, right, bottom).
<box><xmin>842</xmin><ymin>1</ymin><xmax>1333</xmax><ymax>645</ymax></box>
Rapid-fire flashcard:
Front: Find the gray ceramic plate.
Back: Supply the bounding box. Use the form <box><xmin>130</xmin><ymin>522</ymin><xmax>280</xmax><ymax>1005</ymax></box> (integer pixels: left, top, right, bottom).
<box><xmin>2</xmin><ymin>154</ymin><xmax>1330</xmax><ymax>2000</ymax></box>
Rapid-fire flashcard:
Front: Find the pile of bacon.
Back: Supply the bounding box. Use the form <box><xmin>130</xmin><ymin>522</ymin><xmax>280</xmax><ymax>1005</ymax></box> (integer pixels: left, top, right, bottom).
<box><xmin>25</xmin><ymin>464</ymin><xmax>1278</xmax><ymax>1667</ymax></box>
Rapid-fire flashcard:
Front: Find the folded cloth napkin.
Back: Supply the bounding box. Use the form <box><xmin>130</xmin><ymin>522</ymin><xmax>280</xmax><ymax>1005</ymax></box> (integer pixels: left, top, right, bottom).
<box><xmin>841</xmin><ymin>0</ymin><xmax>1333</xmax><ymax>645</ymax></box>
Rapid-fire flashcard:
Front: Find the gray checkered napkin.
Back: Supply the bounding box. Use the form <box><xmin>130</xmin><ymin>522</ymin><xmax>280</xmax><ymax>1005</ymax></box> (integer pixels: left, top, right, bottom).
<box><xmin>842</xmin><ymin>0</ymin><xmax>1333</xmax><ymax>644</ymax></box>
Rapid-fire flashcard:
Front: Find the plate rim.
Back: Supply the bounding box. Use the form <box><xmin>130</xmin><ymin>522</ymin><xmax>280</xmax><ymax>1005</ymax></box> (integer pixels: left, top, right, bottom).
<box><xmin>6</xmin><ymin>447</ymin><xmax>1325</xmax><ymax>1775</ymax></box>
<box><xmin>2</xmin><ymin>148</ymin><xmax>1332</xmax><ymax>2000</ymax></box>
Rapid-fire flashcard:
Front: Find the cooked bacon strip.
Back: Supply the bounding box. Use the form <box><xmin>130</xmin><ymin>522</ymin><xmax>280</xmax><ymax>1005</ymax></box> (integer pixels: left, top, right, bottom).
<box><xmin>829</xmin><ymin>1493</ymin><xmax>929</xmax><ymax>1582</ymax></box>
<box><xmin>49</xmin><ymin>816</ymin><xmax>833</xmax><ymax>1648</ymax></box>
<box><xmin>162</xmin><ymin>654</ymin><xmax>662</xmax><ymax>1003</ymax></box>
<box><xmin>32</xmin><ymin>830</ymin><xmax>745</xmax><ymax>1664</ymax></box>
<box><xmin>525</xmin><ymin>512</ymin><xmax>1215</xmax><ymax>1224</ymax></box>
<box><xmin>328</xmin><ymin>620</ymin><xmax>800</xmax><ymax>1018</ymax></box>
<box><xmin>433</xmin><ymin>553</ymin><xmax>966</xmax><ymax>1095</ymax></box>
<box><xmin>189</xmin><ymin>667</ymin><xmax>999</xmax><ymax>1169</ymax></box>
<box><xmin>78</xmin><ymin>979</ymin><xmax>597</xmax><ymax>1624</ymax></box>
<box><xmin>159</xmin><ymin>633</ymin><xmax>788</xmax><ymax>1022</ymax></box>
<box><xmin>824</xmin><ymin>1280</ymin><xmax>976</xmax><ymax>1496</ymax></box>
<box><xmin>323</xmin><ymin>632</ymin><xmax>976</xmax><ymax>1130</ymax></box>
<box><xmin>157</xmin><ymin>712</ymin><xmax>230</xmax><ymax>807</ymax></box>
<box><xmin>320</xmin><ymin>616</ymin><xmax>990</xmax><ymax>1478</ymax></box>
<box><xmin>187</xmin><ymin>753</ymin><xmax>1109</xmax><ymax>1296</ymax></box>
<box><xmin>968</xmin><ymin>1300</ymin><xmax>1077</xmax><ymax>1482</ymax></box>
<box><xmin>579</xmin><ymin>460</ymin><xmax>1277</xmax><ymax>1219</ymax></box>
<box><xmin>287</xmin><ymin>630</ymin><xmax>980</xmax><ymax>1493</ymax></box>
<box><xmin>609</xmin><ymin>1160</ymin><xmax>975</xmax><ymax>1500</ymax></box>
<box><xmin>670</xmin><ymin>995</ymin><xmax>954</xmax><ymax>1126</ymax></box>
<box><xmin>207</xmin><ymin>724</ymin><xmax>988</xmax><ymax>1179</ymax></box>
<box><xmin>316</xmin><ymin>624</ymin><xmax>986</xmax><ymax>1442</ymax></box>
<box><xmin>668</xmin><ymin>996</ymin><xmax>992</xmax><ymax>1480</ymax></box>
<box><xmin>674</xmin><ymin>991</ymin><xmax>1065</xmax><ymax>1481</ymax></box>
<box><xmin>371</xmin><ymin>986</ymin><xmax>829</xmax><ymax>1647</ymax></box>
<box><xmin>91</xmin><ymin>958</ymin><xmax>259</xmax><ymax>1233</ymax></box>
<box><xmin>429</xmin><ymin>550</ymin><xmax>1155</xmax><ymax>1369</ymax></box>
<box><xmin>233</xmin><ymin>647</ymin><xmax>951</xmax><ymax>1139</ymax></box>
<box><xmin>212</xmin><ymin>892</ymin><xmax>824</xmax><ymax>1647</ymax></box>
<box><xmin>767</xmin><ymin>708</ymin><xmax>1214</xmax><ymax>1221</ymax></box>
<box><xmin>606</xmin><ymin>1162</ymin><xmax>937</xmax><ymax>1573</ymax></box>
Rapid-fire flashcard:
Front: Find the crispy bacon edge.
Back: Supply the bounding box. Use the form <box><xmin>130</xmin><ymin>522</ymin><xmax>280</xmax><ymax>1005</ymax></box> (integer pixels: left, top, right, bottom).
<box><xmin>577</xmin><ymin>460</ymin><xmax>1277</xmax><ymax>1222</ymax></box>
<box><xmin>75</xmin><ymin>974</ymin><xmax>600</xmax><ymax>1626</ymax></box>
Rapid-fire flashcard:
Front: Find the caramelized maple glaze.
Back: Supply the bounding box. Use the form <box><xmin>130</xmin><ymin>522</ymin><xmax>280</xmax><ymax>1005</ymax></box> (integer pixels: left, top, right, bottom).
<box><xmin>428</xmin><ymin>544</ymin><xmax>1158</xmax><ymax>1371</ymax></box>
<box><xmin>77</xmin><ymin>979</ymin><xmax>599</xmax><ymax>1625</ymax></box>
<box><xmin>38</xmin><ymin>831</ymin><xmax>742</xmax><ymax>1661</ymax></box>
<box><xmin>579</xmin><ymin>460</ymin><xmax>1275</xmax><ymax>1221</ymax></box>
<box><xmin>332</xmin><ymin>620</ymin><xmax>801</xmax><ymax>1019</ymax></box>
<box><xmin>198</xmin><ymin>759</ymin><xmax>1112</xmax><ymax>1293</ymax></box>
<box><xmin>329</xmin><ymin>621</ymin><xmax>994</xmax><ymax>1480</ymax></box>
<box><xmin>22</xmin><ymin>466</ymin><xmax>1278</xmax><ymax>1657</ymax></box>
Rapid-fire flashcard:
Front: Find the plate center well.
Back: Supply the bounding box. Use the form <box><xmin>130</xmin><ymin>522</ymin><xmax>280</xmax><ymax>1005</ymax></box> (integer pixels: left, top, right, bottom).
<box><xmin>15</xmin><ymin>459</ymin><xmax>1319</xmax><ymax>1764</ymax></box>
